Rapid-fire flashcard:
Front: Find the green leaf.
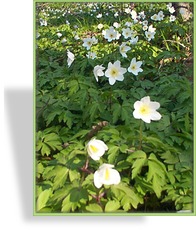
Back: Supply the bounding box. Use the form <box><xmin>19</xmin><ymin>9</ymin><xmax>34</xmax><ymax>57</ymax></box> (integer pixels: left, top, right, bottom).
<box><xmin>112</xmin><ymin>103</ymin><xmax>121</xmax><ymax>123</ymax></box>
<box><xmin>53</xmin><ymin>166</ymin><xmax>69</xmax><ymax>190</ymax></box>
<box><xmin>105</xmin><ymin>200</ymin><xmax>120</xmax><ymax>212</ymax></box>
<box><xmin>69</xmin><ymin>170</ymin><xmax>80</xmax><ymax>182</ymax></box>
<box><xmin>37</xmin><ymin>132</ymin><xmax>63</xmax><ymax>156</ymax></box>
<box><xmin>132</xmin><ymin>157</ymin><xmax>147</xmax><ymax>179</ymax></box>
<box><xmin>70</xmin><ymin>187</ymin><xmax>88</xmax><ymax>202</ymax></box>
<box><xmin>37</xmin><ymin>188</ymin><xmax>51</xmax><ymax>211</ymax></box>
<box><xmin>147</xmin><ymin>153</ymin><xmax>167</xmax><ymax>198</ymax></box>
<box><xmin>41</xmin><ymin>143</ymin><xmax>51</xmax><ymax>156</ymax></box>
<box><xmin>86</xmin><ymin>203</ymin><xmax>103</xmax><ymax>212</ymax></box>
<box><xmin>107</xmin><ymin>146</ymin><xmax>119</xmax><ymax>164</ymax></box>
<box><xmin>127</xmin><ymin>150</ymin><xmax>146</xmax><ymax>162</ymax></box>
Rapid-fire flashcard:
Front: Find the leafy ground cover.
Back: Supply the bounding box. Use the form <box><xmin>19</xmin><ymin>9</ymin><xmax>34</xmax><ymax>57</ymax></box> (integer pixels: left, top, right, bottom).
<box><xmin>35</xmin><ymin>2</ymin><xmax>193</xmax><ymax>214</ymax></box>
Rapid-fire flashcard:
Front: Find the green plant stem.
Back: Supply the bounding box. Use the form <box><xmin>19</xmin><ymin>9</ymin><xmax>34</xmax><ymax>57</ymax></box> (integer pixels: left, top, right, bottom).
<box><xmin>139</xmin><ymin>120</ymin><xmax>143</xmax><ymax>150</ymax></box>
<box><xmin>161</xmin><ymin>29</ymin><xmax>170</xmax><ymax>51</ymax></box>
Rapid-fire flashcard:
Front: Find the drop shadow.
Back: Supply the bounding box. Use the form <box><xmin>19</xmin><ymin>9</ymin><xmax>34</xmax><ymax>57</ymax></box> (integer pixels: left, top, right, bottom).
<box><xmin>4</xmin><ymin>88</ymin><xmax>146</xmax><ymax>223</ymax></box>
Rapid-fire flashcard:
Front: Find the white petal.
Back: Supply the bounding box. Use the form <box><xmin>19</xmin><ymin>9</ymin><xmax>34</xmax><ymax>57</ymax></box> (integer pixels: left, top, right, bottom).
<box><xmin>109</xmin><ymin>77</ymin><xmax>116</xmax><ymax>85</ymax></box>
<box><xmin>136</xmin><ymin>61</ymin><xmax>142</xmax><ymax>67</ymax></box>
<box><xmin>149</xmin><ymin>101</ymin><xmax>160</xmax><ymax>110</ymax></box>
<box><xmin>116</xmin><ymin>74</ymin><xmax>124</xmax><ymax>81</ymax></box>
<box><xmin>133</xmin><ymin>109</ymin><xmax>142</xmax><ymax>119</ymax></box>
<box><xmin>141</xmin><ymin>115</ymin><xmax>151</xmax><ymax>123</ymax></box>
<box><xmin>114</xmin><ymin>60</ymin><xmax>121</xmax><ymax>68</ymax></box>
<box><xmin>109</xmin><ymin>169</ymin><xmax>121</xmax><ymax>184</ymax></box>
<box><xmin>133</xmin><ymin>101</ymin><xmax>143</xmax><ymax>110</ymax></box>
<box><xmin>150</xmin><ymin>111</ymin><xmax>162</xmax><ymax>121</ymax></box>
<box><xmin>94</xmin><ymin>171</ymin><xmax>102</xmax><ymax>188</ymax></box>
<box><xmin>141</xmin><ymin>96</ymin><xmax>150</xmax><ymax>104</ymax></box>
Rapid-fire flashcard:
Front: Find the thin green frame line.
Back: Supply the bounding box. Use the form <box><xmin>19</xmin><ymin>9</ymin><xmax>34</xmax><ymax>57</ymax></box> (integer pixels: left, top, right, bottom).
<box><xmin>33</xmin><ymin>0</ymin><xmax>196</xmax><ymax>216</ymax></box>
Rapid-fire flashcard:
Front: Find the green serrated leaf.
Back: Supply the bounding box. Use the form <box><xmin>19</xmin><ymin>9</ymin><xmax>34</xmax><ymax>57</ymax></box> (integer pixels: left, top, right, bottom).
<box><xmin>86</xmin><ymin>203</ymin><xmax>103</xmax><ymax>212</ymax></box>
<box><xmin>132</xmin><ymin>157</ymin><xmax>147</xmax><ymax>179</ymax></box>
<box><xmin>105</xmin><ymin>200</ymin><xmax>120</xmax><ymax>212</ymax></box>
<box><xmin>37</xmin><ymin>188</ymin><xmax>51</xmax><ymax>211</ymax></box>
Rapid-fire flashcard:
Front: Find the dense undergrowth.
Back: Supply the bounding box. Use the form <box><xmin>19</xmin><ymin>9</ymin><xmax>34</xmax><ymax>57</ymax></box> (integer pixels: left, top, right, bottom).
<box><xmin>35</xmin><ymin>2</ymin><xmax>193</xmax><ymax>214</ymax></box>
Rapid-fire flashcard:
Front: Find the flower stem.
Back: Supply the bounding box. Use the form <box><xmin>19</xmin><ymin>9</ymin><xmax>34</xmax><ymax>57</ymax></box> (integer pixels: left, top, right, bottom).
<box><xmin>139</xmin><ymin>120</ymin><xmax>143</xmax><ymax>150</ymax></box>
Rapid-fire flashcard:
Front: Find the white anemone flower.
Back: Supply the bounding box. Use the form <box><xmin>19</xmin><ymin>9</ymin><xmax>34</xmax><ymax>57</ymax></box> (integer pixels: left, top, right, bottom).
<box><xmin>119</xmin><ymin>42</ymin><xmax>131</xmax><ymax>58</ymax></box>
<box><xmin>168</xmin><ymin>6</ymin><xmax>175</xmax><ymax>14</ymax></box>
<box><xmin>145</xmin><ymin>30</ymin><xmax>156</xmax><ymax>41</ymax></box>
<box><xmin>133</xmin><ymin>96</ymin><xmax>162</xmax><ymax>123</ymax></box>
<box><xmin>125</xmin><ymin>21</ymin><xmax>133</xmax><ymax>27</ymax></box>
<box><xmin>128</xmin><ymin>58</ymin><xmax>143</xmax><ymax>75</ymax></box>
<box><xmin>151</xmin><ymin>14</ymin><xmax>159</xmax><ymax>21</ymax></box>
<box><xmin>94</xmin><ymin>163</ymin><xmax>121</xmax><ymax>188</ymax></box>
<box><xmin>86</xmin><ymin>51</ymin><xmax>97</xmax><ymax>60</ymax></box>
<box><xmin>122</xmin><ymin>28</ymin><xmax>133</xmax><ymax>39</ymax></box>
<box><xmin>157</xmin><ymin>11</ymin><xmax>165</xmax><ymax>21</ymax></box>
<box><xmin>129</xmin><ymin>36</ymin><xmax>139</xmax><ymax>45</ymax></box>
<box><xmin>82</xmin><ymin>37</ymin><xmax>94</xmax><ymax>50</ymax></box>
<box><xmin>131</xmin><ymin>10</ymin><xmax>137</xmax><ymax>20</ymax></box>
<box><xmin>93</xmin><ymin>65</ymin><xmax>105</xmax><ymax>82</ymax></box>
<box><xmin>67</xmin><ymin>50</ymin><xmax>74</xmax><ymax>68</ymax></box>
<box><xmin>57</xmin><ymin>32</ymin><xmax>62</xmax><ymax>38</ymax></box>
<box><xmin>148</xmin><ymin>25</ymin><xmax>156</xmax><ymax>33</ymax></box>
<box><xmin>170</xmin><ymin>15</ymin><xmax>176</xmax><ymax>22</ymax></box>
<box><xmin>103</xmin><ymin>26</ymin><xmax>120</xmax><ymax>42</ymax></box>
<box><xmin>87</xmin><ymin>138</ymin><xmax>108</xmax><ymax>161</ymax></box>
<box><xmin>113</xmin><ymin>22</ymin><xmax>121</xmax><ymax>28</ymax></box>
<box><xmin>105</xmin><ymin>60</ymin><xmax>127</xmax><ymax>85</ymax></box>
<box><xmin>97</xmin><ymin>23</ymin><xmax>104</xmax><ymax>30</ymax></box>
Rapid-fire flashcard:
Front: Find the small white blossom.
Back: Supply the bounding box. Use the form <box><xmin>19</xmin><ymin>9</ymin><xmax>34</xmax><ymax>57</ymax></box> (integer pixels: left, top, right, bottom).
<box><xmin>151</xmin><ymin>14</ymin><xmax>159</xmax><ymax>21</ymax></box>
<box><xmin>86</xmin><ymin>51</ymin><xmax>96</xmax><ymax>60</ymax></box>
<box><xmin>94</xmin><ymin>164</ymin><xmax>121</xmax><ymax>188</ymax></box>
<box><xmin>93</xmin><ymin>65</ymin><xmax>105</xmax><ymax>82</ymax></box>
<box><xmin>113</xmin><ymin>22</ymin><xmax>121</xmax><ymax>28</ymax></box>
<box><xmin>105</xmin><ymin>60</ymin><xmax>127</xmax><ymax>85</ymax></box>
<box><xmin>61</xmin><ymin>38</ymin><xmax>67</xmax><ymax>44</ymax></box>
<box><xmin>131</xmin><ymin>10</ymin><xmax>137</xmax><ymax>20</ymax></box>
<box><xmin>114</xmin><ymin>12</ymin><xmax>119</xmax><ymax>17</ymax></box>
<box><xmin>122</xmin><ymin>28</ymin><xmax>134</xmax><ymax>39</ymax></box>
<box><xmin>125</xmin><ymin>21</ymin><xmax>133</xmax><ymax>27</ymax></box>
<box><xmin>87</xmin><ymin>139</ymin><xmax>108</xmax><ymax>161</ymax></box>
<box><xmin>57</xmin><ymin>32</ymin><xmax>62</xmax><ymax>38</ymax></box>
<box><xmin>133</xmin><ymin>96</ymin><xmax>162</xmax><ymax>123</ymax></box>
<box><xmin>168</xmin><ymin>6</ymin><xmax>175</xmax><ymax>14</ymax></box>
<box><xmin>97</xmin><ymin>23</ymin><xmax>104</xmax><ymax>30</ymax></box>
<box><xmin>170</xmin><ymin>15</ymin><xmax>176</xmax><ymax>22</ymax></box>
<box><xmin>128</xmin><ymin>58</ymin><xmax>143</xmax><ymax>76</ymax></box>
<box><xmin>129</xmin><ymin>36</ymin><xmax>139</xmax><ymax>45</ymax></box>
<box><xmin>148</xmin><ymin>25</ymin><xmax>156</xmax><ymax>33</ymax></box>
<box><xmin>40</xmin><ymin>18</ymin><xmax>47</xmax><ymax>26</ymax></box>
<box><xmin>157</xmin><ymin>11</ymin><xmax>165</xmax><ymax>21</ymax></box>
<box><xmin>103</xmin><ymin>26</ymin><xmax>121</xmax><ymax>42</ymax></box>
<box><xmin>96</xmin><ymin>13</ymin><xmax>102</xmax><ymax>18</ymax></box>
<box><xmin>67</xmin><ymin>50</ymin><xmax>75</xmax><ymax>68</ymax></box>
<box><xmin>119</xmin><ymin>42</ymin><xmax>131</xmax><ymax>58</ymax></box>
<box><xmin>145</xmin><ymin>30</ymin><xmax>156</xmax><ymax>41</ymax></box>
<box><xmin>125</xmin><ymin>8</ymin><xmax>131</xmax><ymax>14</ymax></box>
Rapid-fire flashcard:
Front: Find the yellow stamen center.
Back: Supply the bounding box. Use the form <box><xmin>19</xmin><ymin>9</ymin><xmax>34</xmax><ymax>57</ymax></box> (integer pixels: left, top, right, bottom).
<box><xmin>110</xmin><ymin>68</ymin><xmax>118</xmax><ymax>78</ymax></box>
<box><xmin>139</xmin><ymin>105</ymin><xmax>150</xmax><ymax>115</ymax></box>
<box><xmin>104</xmin><ymin>168</ymin><xmax>110</xmax><ymax>180</ymax></box>
<box><xmin>90</xmin><ymin>145</ymin><xmax>98</xmax><ymax>153</ymax></box>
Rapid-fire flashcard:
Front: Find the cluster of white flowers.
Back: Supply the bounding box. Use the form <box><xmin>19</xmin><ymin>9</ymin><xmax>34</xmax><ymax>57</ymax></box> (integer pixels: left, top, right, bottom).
<box><xmin>93</xmin><ymin>58</ymin><xmax>143</xmax><ymax>85</ymax></box>
<box><xmin>86</xmin><ymin>138</ymin><xmax>121</xmax><ymax>188</ymax></box>
<box><xmin>102</xmin><ymin>26</ymin><xmax>121</xmax><ymax>42</ymax></box>
<box><xmin>151</xmin><ymin>11</ymin><xmax>165</xmax><ymax>21</ymax></box>
<box><xmin>86</xmin><ymin>95</ymin><xmax>162</xmax><ymax>188</ymax></box>
<box><xmin>166</xmin><ymin>3</ymin><xmax>176</xmax><ymax>22</ymax></box>
<box><xmin>82</xmin><ymin>36</ymin><xmax>98</xmax><ymax>50</ymax></box>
